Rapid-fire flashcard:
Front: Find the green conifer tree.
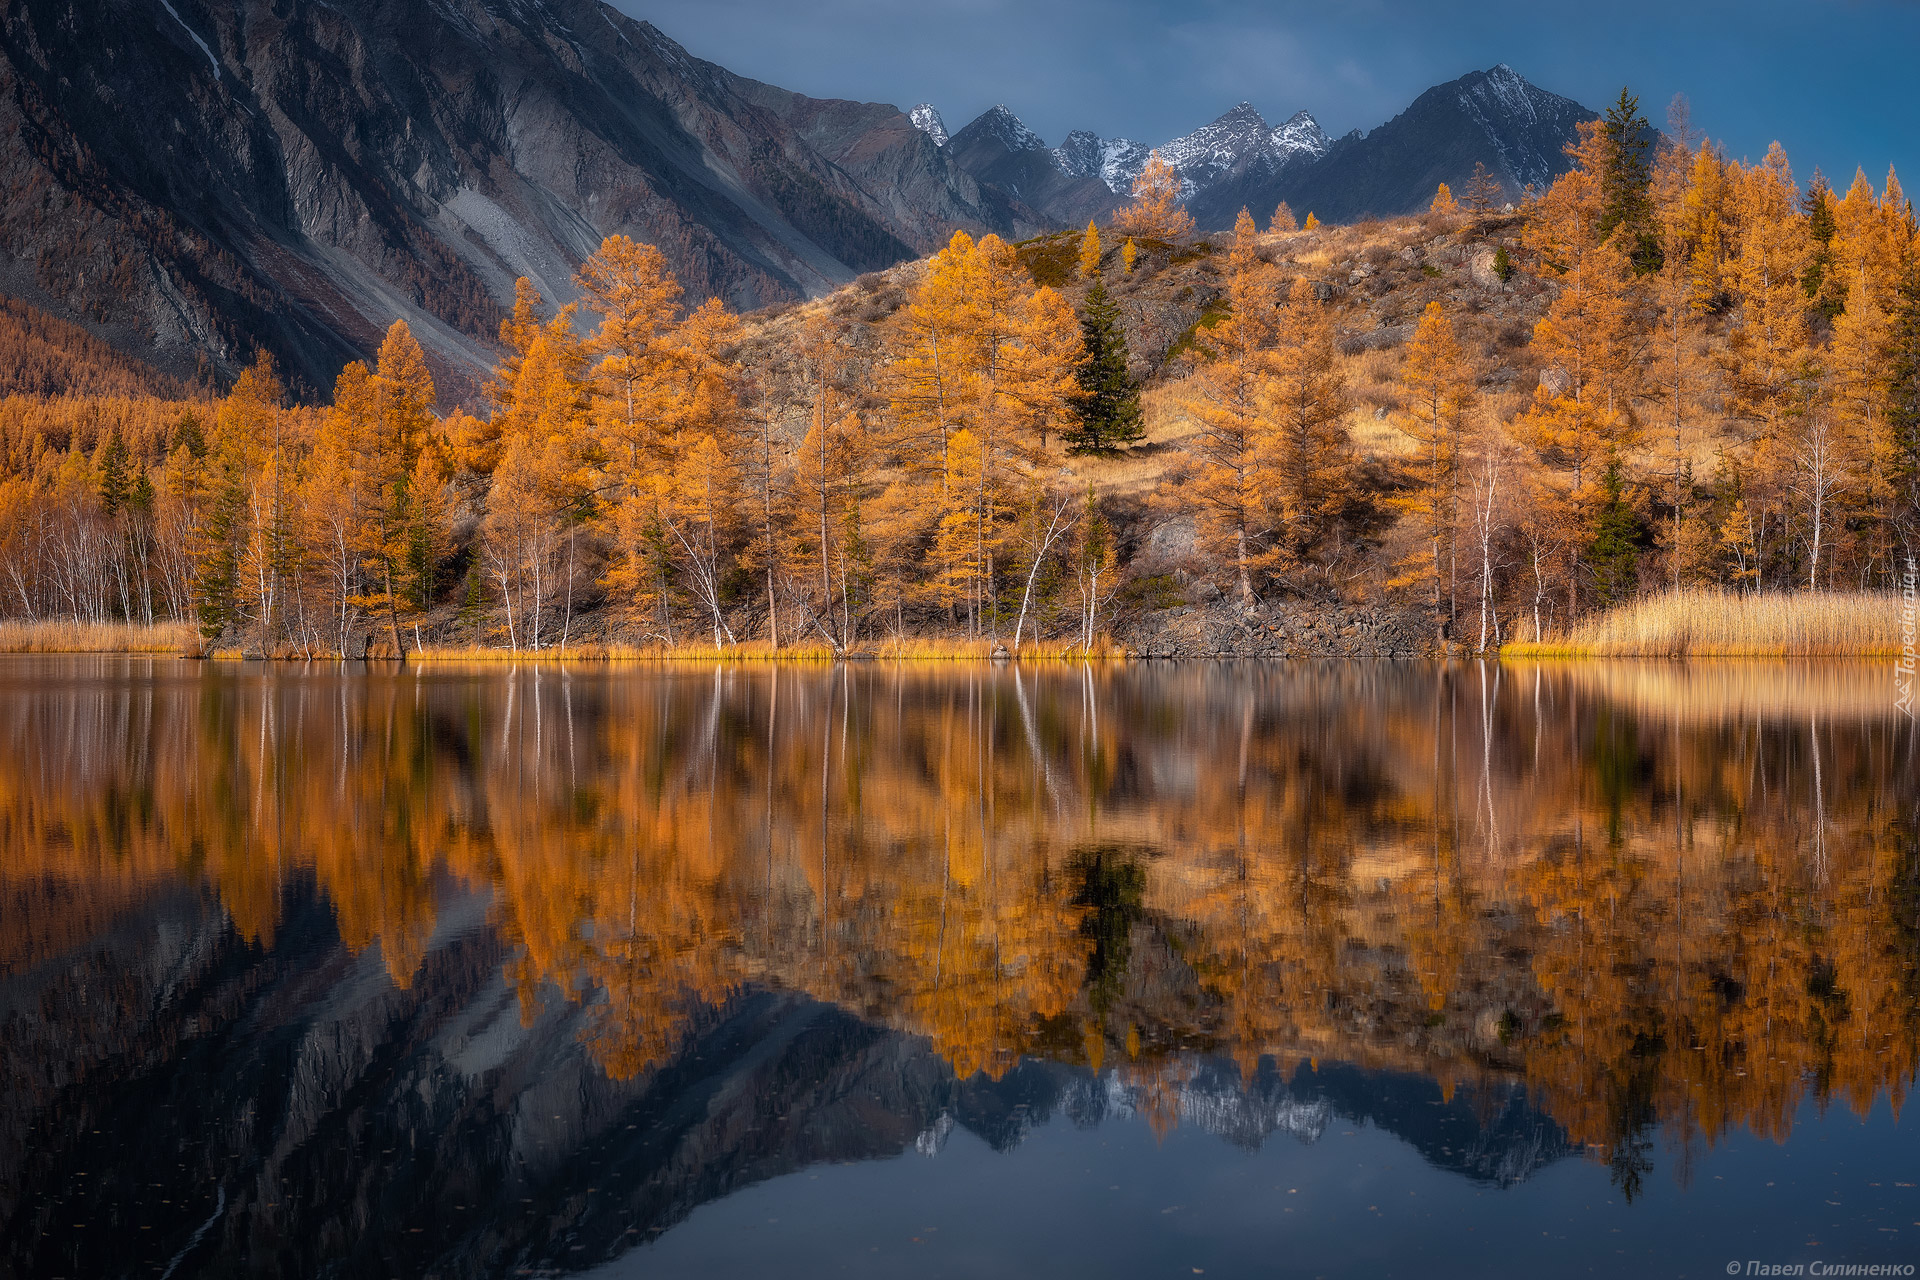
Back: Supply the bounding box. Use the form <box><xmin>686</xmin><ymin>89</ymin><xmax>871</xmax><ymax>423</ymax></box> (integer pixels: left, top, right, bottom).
<box><xmin>1588</xmin><ymin>457</ymin><xmax>1647</xmax><ymax>606</ymax></box>
<box><xmin>173</xmin><ymin>412</ymin><xmax>208</xmax><ymax>459</ymax></box>
<box><xmin>1885</xmin><ymin>256</ymin><xmax>1920</xmax><ymax>556</ymax></box>
<box><xmin>1598</xmin><ymin>88</ymin><xmax>1661</xmax><ymax>275</ymax></box>
<box><xmin>191</xmin><ymin>471</ymin><xmax>245</xmax><ymax>639</ymax></box>
<box><xmin>1067</xmin><ymin>280</ymin><xmax>1144</xmax><ymax>452</ymax></box>
<box><xmin>459</xmin><ymin>560</ymin><xmax>486</xmax><ymax>640</ymax></box>
<box><xmin>97</xmin><ymin>428</ymin><xmax>130</xmax><ymax>516</ymax></box>
<box><xmin>1801</xmin><ymin>173</ymin><xmax>1840</xmax><ymax>317</ymax></box>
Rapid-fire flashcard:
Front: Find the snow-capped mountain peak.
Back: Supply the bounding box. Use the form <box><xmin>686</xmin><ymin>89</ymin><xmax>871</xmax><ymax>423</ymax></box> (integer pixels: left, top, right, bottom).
<box><xmin>1052</xmin><ymin>129</ymin><xmax>1104</xmax><ymax>178</ymax></box>
<box><xmin>936</xmin><ymin>65</ymin><xmax>1594</xmax><ymax>230</ymax></box>
<box><xmin>1035</xmin><ymin>100</ymin><xmax>1324</xmax><ymax>198</ymax></box>
<box><xmin>1053</xmin><ymin>129</ymin><xmax>1150</xmax><ymax>194</ymax></box>
<box><xmin>1465</xmin><ymin>64</ymin><xmax>1551</xmax><ymax>126</ymax></box>
<box><xmin>1450</xmin><ymin>64</ymin><xmax>1591</xmax><ymax>192</ymax></box>
<box><xmin>958</xmin><ymin>104</ymin><xmax>1047</xmax><ymax>154</ymax></box>
<box><xmin>1270</xmin><ymin>110</ymin><xmax>1331</xmax><ymax>161</ymax></box>
<box><xmin>909</xmin><ymin>103</ymin><xmax>949</xmax><ymax>147</ymax></box>
<box><xmin>1158</xmin><ymin>102</ymin><xmax>1276</xmax><ymax>184</ymax></box>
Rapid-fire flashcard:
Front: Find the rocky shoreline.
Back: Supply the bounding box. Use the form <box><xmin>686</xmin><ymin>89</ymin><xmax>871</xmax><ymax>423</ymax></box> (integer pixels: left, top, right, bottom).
<box><xmin>1118</xmin><ymin>598</ymin><xmax>1441</xmax><ymax>659</ymax></box>
<box><xmin>9</xmin><ymin>597</ymin><xmax>1451</xmax><ymax>661</ymax></box>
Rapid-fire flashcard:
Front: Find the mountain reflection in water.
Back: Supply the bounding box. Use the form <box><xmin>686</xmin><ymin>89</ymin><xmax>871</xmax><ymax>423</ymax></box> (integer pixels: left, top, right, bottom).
<box><xmin>0</xmin><ymin>658</ymin><xmax>1914</xmax><ymax>1278</ymax></box>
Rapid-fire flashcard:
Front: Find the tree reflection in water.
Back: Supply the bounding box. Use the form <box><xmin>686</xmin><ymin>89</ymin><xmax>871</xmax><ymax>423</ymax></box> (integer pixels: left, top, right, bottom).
<box><xmin>1</xmin><ymin>658</ymin><xmax>1915</xmax><ymax>1271</ymax></box>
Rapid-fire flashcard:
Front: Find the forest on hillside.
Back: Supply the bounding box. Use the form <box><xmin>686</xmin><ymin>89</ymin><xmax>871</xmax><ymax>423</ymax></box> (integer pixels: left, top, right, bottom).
<box><xmin>0</xmin><ymin>93</ymin><xmax>1915</xmax><ymax>655</ymax></box>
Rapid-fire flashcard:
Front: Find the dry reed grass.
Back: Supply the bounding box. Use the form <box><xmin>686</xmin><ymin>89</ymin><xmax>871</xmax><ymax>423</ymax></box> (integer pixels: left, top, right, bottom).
<box><xmin>408</xmin><ymin>635</ymin><xmax>1126</xmax><ymax>664</ymax></box>
<box><xmin>1508</xmin><ymin>659</ymin><xmax>1899</xmax><ymax>724</ymax></box>
<box><xmin>409</xmin><ymin>641</ymin><xmax>834</xmax><ymax>664</ymax></box>
<box><xmin>1345</xmin><ymin>405</ymin><xmax>1410</xmax><ymax>459</ymax></box>
<box><xmin>0</xmin><ymin>626</ymin><xmax>1124</xmax><ymax>664</ymax></box>
<box><xmin>0</xmin><ymin>620</ymin><xmax>197</xmax><ymax>653</ymax></box>
<box><xmin>1057</xmin><ymin>382</ymin><xmax>1196</xmax><ymax>500</ymax></box>
<box><xmin>1502</xmin><ymin>590</ymin><xmax>1905</xmax><ymax>658</ymax></box>
<box><xmin>869</xmin><ymin>635</ymin><xmax>1126</xmax><ymax>661</ymax></box>
<box><xmin>1067</xmin><ymin>442</ymin><xmax>1183</xmax><ymax>498</ymax></box>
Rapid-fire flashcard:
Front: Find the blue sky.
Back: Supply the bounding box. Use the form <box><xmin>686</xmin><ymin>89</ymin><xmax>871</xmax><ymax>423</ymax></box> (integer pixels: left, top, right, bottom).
<box><xmin>615</xmin><ymin>0</ymin><xmax>1918</xmax><ymax>194</ymax></box>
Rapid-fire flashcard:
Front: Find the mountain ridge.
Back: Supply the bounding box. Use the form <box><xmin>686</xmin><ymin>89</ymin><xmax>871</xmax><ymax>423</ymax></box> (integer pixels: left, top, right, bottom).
<box><xmin>935</xmin><ymin>63</ymin><xmax>1592</xmax><ymax>231</ymax></box>
<box><xmin>0</xmin><ymin>0</ymin><xmax>1594</xmax><ymax>394</ymax></box>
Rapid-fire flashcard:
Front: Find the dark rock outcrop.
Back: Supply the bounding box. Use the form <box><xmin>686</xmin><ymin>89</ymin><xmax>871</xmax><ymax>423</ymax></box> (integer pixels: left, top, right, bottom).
<box><xmin>0</xmin><ymin>0</ymin><xmax>1027</xmax><ymax>391</ymax></box>
<box><xmin>946</xmin><ymin>105</ymin><xmax>1119</xmax><ymax>229</ymax></box>
<box><xmin>1121</xmin><ymin>598</ymin><xmax>1440</xmax><ymax>659</ymax></box>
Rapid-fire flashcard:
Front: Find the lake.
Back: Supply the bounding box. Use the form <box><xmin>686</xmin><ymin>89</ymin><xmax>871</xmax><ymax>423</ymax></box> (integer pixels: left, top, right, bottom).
<box><xmin>1</xmin><ymin>657</ymin><xmax>1916</xmax><ymax>1279</ymax></box>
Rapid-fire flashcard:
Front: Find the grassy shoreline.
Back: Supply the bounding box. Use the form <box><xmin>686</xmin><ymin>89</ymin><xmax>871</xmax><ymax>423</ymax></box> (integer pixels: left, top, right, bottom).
<box><xmin>404</xmin><ymin>638</ymin><xmax>1125</xmax><ymax>662</ymax></box>
<box><xmin>0</xmin><ymin>620</ymin><xmax>198</xmax><ymax>653</ymax></box>
<box><xmin>0</xmin><ymin>593</ymin><xmax>1910</xmax><ymax>660</ymax></box>
<box><xmin>0</xmin><ymin>623</ymin><xmax>1126</xmax><ymax>662</ymax></box>
<box><xmin>1499</xmin><ymin>590</ymin><xmax>1907</xmax><ymax>658</ymax></box>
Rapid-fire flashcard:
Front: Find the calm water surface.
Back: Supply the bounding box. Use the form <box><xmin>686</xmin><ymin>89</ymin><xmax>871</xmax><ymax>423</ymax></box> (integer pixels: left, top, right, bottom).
<box><xmin>1</xmin><ymin>658</ymin><xmax>1916</xmax><ymax>1279</ymax></box>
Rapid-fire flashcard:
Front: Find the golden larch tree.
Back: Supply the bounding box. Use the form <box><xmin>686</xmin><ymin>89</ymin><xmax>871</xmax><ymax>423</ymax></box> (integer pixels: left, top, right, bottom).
<box><xmin>1263</xmin><ymin>276</ymin><xmax>1352</xmax><ymax>576</ymax></box>
<box><xmin>1720</xmin><ymin>144</ymin><xmax>1814</xmax><ymax>589</ymax></box>
<box><xmin>1182</xmin><ymin>209</ymin><xmax>1280</xmax><ymax>604</ymax></box>
<box><xmin>1673</xmin><ymin>143</ymin><xmax>1732</xmax><ymax>310</ymax></box>
<box><xmin>1079</xmin><ymin>220</ymin><xmax>1103</xmax><ymax>277</ymax></box>
<box><xmin>486</xmin><ymin>320</ymin><xmax>589</xmax><ymax>648</ymax></box>
<box><xmin>886</xmin><ymin>229</ymin><xmax>982</xmax><ymax>490</ymax></box>
<box><xmin>927</xmin><ymin>426</ymin><xmax>989</xmax><ymax>623</ymax></box>
<box><xmin>1517</xmin><ymin>230</ymin><xmax>1640</xmax><ymax>619</ymax></box>
<box><xmin>957</xmin><ymin>234</ymin><xmax>1077</xmax><ymax>635</ymax></box>
<box><xmin>305</xmin><ymin>362</ymin><xmax>374</xmax><ymax>652</ymax></box>
<box><xmin>1831</xmin><ymin>169</ymin><xmax>1905</xmax><ymax>313</ymax></box>
<box><xmin>1805</xmin><ymin>269</ymin><xmax>1885</xmax><ymax>584</ymax></box>
<box><xmin>663</xmin><ymin>430</ymin><xmax>742</xmax><ymax>645</ymax></box>
<box><xmin>1112</xmin><ymin>151</ymin><xmax>1194</xmax><ymax>243</ymax></box>
<box><xmin>577</xmin><ymin>235</ymin><xmax>683</xmax><ymax>478</ymax></box>
<box><xmin>1391</xmin><ymin>301</ymin><xmax>1475</xmax><ymax>630</ymax></box>
<box><xmin>789</xmin><ymin>312</ymin><xmax>857</xmax><ymax>645</ymax></box>
<box><xmin>362</xmin><ymin>319</ymin><xmax>439</xmax><ymax>656</ymax></box>
<box><xmin>882</xmin><ymin>230</ymin><xmax>1076</xmax><ymax>636</ymax></box>
<box><xmin>1646</xmin><ymin>220</ymin><xmax>1713</xmax><ymax>587</ymax></box>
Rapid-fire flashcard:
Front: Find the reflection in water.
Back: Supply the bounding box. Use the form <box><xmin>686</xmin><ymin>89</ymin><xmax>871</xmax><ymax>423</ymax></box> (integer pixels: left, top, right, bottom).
<box><xmin>1</xmin><ymin>659</ymin><xmax>1915</xmax><ymax>1276</ymax></box>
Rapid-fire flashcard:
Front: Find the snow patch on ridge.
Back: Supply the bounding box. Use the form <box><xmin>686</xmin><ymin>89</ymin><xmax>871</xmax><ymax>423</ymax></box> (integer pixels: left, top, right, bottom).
<box><xmin>1156</xmin><ymin>101</ymin><xmax>1274</xmax><ymax>193</ymax></box>
<box><xmin>1044</xmin><ymin>102</ymin><xmax>1329</xmax><ymax>198</ymax></box>
<box><xmin>1061</xmin><ymin>1067</ymin><xmax>1335</xmax><ymax>1150</ymax></box>
<box><xmin>1270</xmin><ymin>110</ymin><xmax>1331</xmax><ymax>161</ymax></box>
<box><xmin>1053</xmin><ymin>129</ymin><xmax>1149</xmax><ymax>194</ymax></box>
<box><xmin>909</xmin><ymin>103</ymin><xmax>949</xmax><ymax>147</ymax></box>
<box><xmin>156</xmin><ymin>0</ymin><xmax>221</xmax><ymax>80</ymax></box>
<box><xmin>970</xmin><ymin>105</ymin><xmax>1047</xmax><ymax>153</ymax></box>
<box><xmin>1471</xmin><ymin>63</ymin><xmax>1543</xmax><ymax>125</ymax></box>
<box><xmin>1451</xmin><ymin>65</ymin><xmax>1587</xmax><ymax>193</ymax></box>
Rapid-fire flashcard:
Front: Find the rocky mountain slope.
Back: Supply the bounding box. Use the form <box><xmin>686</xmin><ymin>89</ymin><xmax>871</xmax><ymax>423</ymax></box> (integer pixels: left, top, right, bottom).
<box><xmin>0</xmin><ymin>0</ymin><xmax>1594</xmax><ymax>398</ymax></box>
<box><xmin>0</xmin><ymin>0</ymin><xmax>1031</xmax><ymax>393</ymax></box>
<box><xmin>945</xmin><ymin>105</ymin><xmax>1120</xmax><ymax>228</ymax></box>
